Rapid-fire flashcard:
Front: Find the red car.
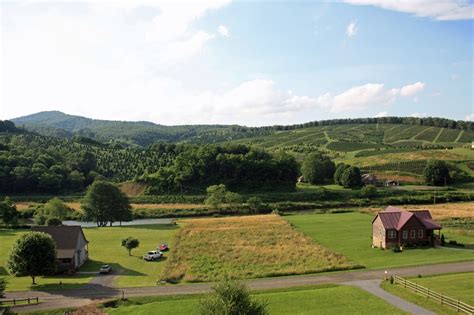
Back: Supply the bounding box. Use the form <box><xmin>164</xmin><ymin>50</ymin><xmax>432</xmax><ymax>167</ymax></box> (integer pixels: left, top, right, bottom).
<box><xmin>159</xmin><ymin>243</ymin><xmax>169</xmax><ymax>251</ymax></box>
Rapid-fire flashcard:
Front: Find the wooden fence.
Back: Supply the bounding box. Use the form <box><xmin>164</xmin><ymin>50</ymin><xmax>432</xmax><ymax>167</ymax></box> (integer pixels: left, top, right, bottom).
<box><xmin>0</xmin><ymin>297</ymin><xmax>39</xmax><ymax>306</ymax></box>
<box><xmin>393</xmin><ymin>275</ymin><xmax>473</xmax><ymax>314</ymax></box>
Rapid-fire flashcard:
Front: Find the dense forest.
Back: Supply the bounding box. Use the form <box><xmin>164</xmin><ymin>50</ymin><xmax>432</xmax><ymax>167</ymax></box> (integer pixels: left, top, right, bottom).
<box><xmin>12</xmin><ymin>111</ymin><xmax>474</xmax><ymax>147</ymax></box>
<box><xmin>142</xmin><ymin>144</ymin><xmax>299</xmax><ymax>193</ymax></box>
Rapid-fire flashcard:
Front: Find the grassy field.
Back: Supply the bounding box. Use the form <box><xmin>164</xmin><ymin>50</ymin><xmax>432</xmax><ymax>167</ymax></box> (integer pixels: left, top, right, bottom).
<box><xmin>410</xmin><ymin>272</ymin><xmax>474</xmax><ymax>305</ymax></box>
<box><xmin>105</xmin><ymin>284</ymin><xmax>406</xmax><ymax>315</ymax></box>
<box><xmin>381</xmin><ymin>281</ymin><xmax>457</xmax><ymax>315</ymax></box>
<box><xmin>0</xmin><ymin>224</ymin><xmax>178</xmax><ymax>291</ymax></box>
<box><xmin>161</xmin><ymin>215</ymin><xmax>355</xmax><ymax>283</ymax></box>
<box><xmin>286</xmin><ymin>212</ymin><xmax>474</xmax><ymax>269</ymax></box>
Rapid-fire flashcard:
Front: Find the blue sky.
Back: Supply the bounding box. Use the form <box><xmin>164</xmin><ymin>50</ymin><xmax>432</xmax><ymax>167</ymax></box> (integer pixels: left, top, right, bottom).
<box><xmin>1</xmin><ymin>0</ymin><xmax>473</xmax><ymax>126</ymax></box>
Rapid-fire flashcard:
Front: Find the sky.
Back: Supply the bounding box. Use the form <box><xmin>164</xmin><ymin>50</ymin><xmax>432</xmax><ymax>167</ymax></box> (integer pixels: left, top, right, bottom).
<box><xmin>1</xmin><ymin>0</ymin><xmax>473</xmax><ymax>126</ymax></box>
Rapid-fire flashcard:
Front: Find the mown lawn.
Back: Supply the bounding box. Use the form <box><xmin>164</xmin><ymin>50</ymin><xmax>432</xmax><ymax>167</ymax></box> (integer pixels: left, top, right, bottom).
<box><xmin>0</xmin><ymin>224</ymin><xmax>178</xmax><ymax>291</ymax></box>
<box><xmin>286</xmin><ymin>212</ymin><xmax>474</xmax><ymax>269</ymax></box>
<box><xmin>411</xmin><ymin>272</ymin><xmax>474</xmax><ymax>305</ymax></box>
<box><xmin>161</xmin><ymin>215</ymin><xmax>356</xmax><ymax>283</ymax></box>
<box><xmin>106</xmin><ymin>285</ymin><xmax>406</xmax><ymax>315</ymax></box>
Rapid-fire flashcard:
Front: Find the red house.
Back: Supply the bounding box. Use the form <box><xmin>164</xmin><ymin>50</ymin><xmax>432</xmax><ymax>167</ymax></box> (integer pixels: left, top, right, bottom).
<box><xmin>372</xmin><ymin>206</ymin><xmax>442</xmax><ymax>249</ymax></box>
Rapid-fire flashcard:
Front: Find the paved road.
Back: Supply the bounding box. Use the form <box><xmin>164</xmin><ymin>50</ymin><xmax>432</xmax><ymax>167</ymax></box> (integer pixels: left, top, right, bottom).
<box><xmin>345</xmin><ymin>279</ymin><xmax>435</xmax><ymax>315</ymax></box>
<box><xmin>4</xmin><ymin>261</ymin><xmax>474</xmax><ymax>313</ymax></box>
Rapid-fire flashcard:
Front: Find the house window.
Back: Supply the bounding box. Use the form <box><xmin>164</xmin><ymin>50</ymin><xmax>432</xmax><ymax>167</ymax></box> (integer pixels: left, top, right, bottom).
<box><xmin>418</xmin><ymin>230</ymin><xmax>423</xmax><ymax>238</ymax></box>
<box><xmin>388</xmin><ymin>230</ymin><xmax>396</xmax><ymax>239</ymax></box>
<box><xmin>410</xmin><ymin>230</ymin><xmax>416</xmax><ymax>238</ymax></box>
<box><xmin>402</xmin><ymin>230</ymin><xmax>408</xmax><ymax>239</ymax></box>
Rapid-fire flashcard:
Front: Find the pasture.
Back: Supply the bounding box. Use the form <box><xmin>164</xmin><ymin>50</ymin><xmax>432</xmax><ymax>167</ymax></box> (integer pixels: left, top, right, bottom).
<box><xmin>0</xmin><ymin>224</ymin><xmax>178</xmax><ymax>291</ymax></box>
<box><xmin>161</xmin><ymin>215</ymin><xmax>355</xmax><ymax>283</ymax></box>
<box><xmin>286</xmin><ymin>212</ymin><xmax>474</xmax><ymax>269</ymax></box>
<box><xmin>106</xmin><ymin>284</ymin><xmax>406</xmax><ymax>315</ymax></box>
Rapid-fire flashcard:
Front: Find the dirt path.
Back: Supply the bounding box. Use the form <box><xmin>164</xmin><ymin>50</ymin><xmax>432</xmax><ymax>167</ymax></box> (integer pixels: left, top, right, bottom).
<box><xmin>5</xmin><ymin>261</ymin><xmax>474</xmax><ymax>313</ymax></box>
<box><xmin>345</xmin><ymin>279</ymin><xmax>435</xmax><ymax>315</ymax></box>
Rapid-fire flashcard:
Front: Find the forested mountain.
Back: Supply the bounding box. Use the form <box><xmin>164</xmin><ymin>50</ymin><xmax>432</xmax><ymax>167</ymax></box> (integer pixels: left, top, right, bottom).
<box><xmin>12</xmin><ymin>111</ymin><xmax>265</xmax><ymax>147</ymax></box>
<box><xmin>12</xmin><ymin>111</ymin><xmax>473</xmax><ymax>148</ymax></box>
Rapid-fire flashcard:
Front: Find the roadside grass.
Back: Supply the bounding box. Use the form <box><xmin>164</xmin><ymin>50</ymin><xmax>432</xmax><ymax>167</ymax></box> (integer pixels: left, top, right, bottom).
<box><xmin>0</xmin><ymin>224</ymin><xmax>178</xmax><ymax>291</ymax></box>
<box><xmin>161</xmin><ymin>214</ymin><xmax>356</xmax><ymax>283</ymax></box>
<box><xmin>410</xmin><ymin>272</ymin><xmax>474</xmax><ymax>305</ymax></box>
<box><xmin>286</xmin><ymin>212</ymin><xmax>474</xmax><ymax>269</ymax></box>
<box><xmin>381</xmin><ymin>281</ymin><xmax>458</xmax><ymax>315</ymax></box>
<box><xmin>104</xmin><ymin>284</ymin><xmax>406</xmax><ymax>315</ymax></box>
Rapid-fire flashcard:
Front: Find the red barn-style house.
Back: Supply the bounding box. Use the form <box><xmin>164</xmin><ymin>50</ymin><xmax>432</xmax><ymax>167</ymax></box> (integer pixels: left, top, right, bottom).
<box><xmin>372</xmin><ymin>206</ymin><xmax>442</xmax><ymax>249</ymax></box>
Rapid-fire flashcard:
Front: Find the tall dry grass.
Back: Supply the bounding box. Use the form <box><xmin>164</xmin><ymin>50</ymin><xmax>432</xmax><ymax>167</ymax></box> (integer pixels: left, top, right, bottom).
<box><xmin>161</xmin><ymin>214</ymin><xmax>356</xmax><ymax>283</ymax></box>
<box><xmin>363</xmin><ymin>202</ymin><xmax>474</xmax><ymax>221</ymax></box>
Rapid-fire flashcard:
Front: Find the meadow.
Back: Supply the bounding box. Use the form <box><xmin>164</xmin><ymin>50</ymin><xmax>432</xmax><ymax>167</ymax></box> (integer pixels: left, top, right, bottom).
<box><xmin>105</xmin><ymin>284</ymin><xmax>406</xmax><ymax>315</ymax></box>
<box><xmin>0</xmin><ymin>224</ymin><xmax>178</xmax><ymax>291</ymax></box>
<box><xmin>161</xmin><ymin>215</ymin><xmax>356</xmax><ymax>283</ymax></box>
<box><xmin>286</xmin><ymin>212</ymin><xmax>474</xmax><ymax>269</ymax></box>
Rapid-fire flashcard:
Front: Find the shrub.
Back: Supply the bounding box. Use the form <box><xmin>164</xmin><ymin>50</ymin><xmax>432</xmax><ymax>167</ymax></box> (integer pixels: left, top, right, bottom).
<box><xmin>199</xmin><ymin>280</ymin><xmax>268</xmax><ymax>315</ymax></box>
<box><xmin>0</xmin><ymin>277</ymin><xmax>7</xmax><ymax>297</ymax></box>
<box><xmin>360</xmin><ymin>185</ymin><xmax>377</xmax><ymax>198</ymax></box>
<box><xmin>441</xmin><ymin>234</ymin><xmax>445</xmax><ymax>246</ymax></box>
<box><xmin>390</xmin><ymin>276</ymin><xmax>394</xmax><ymax>284</ymax></box>
<box><xmin>391</xmin><ymin>245</ymin><xmax>401</xmax><ymax>253</ymax></box>
<box><xmin>46</xmin><ymin>217</ymin><xmax>62</xmax><ymax>226</ymax></box>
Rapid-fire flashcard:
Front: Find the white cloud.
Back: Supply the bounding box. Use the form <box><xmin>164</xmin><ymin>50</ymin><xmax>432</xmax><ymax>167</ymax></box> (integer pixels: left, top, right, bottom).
<box><xmin>410</xmin><ymin>112</ymin><xmax>428</xmax><ymax>118</ymax></box>
<box><xmin>374</xmin><ymin>111</ymin><xmax>389</xmax><ymax>118</ymax></box>
<box><xmin>217</xmin><ymin>25</ymin><xmax>230</xmax><ymax>37</ymax></box>
<box><xmin>465</xmin><ymin>113</ymin><xmax>474</xmax><ymax>121</ymax></box>
<box><xmin>346</xmin><ymin>21</ymin><xmax>358</xmax><ymax>37</ymax></box>
<box><xmin>399</xmin><ymin>81</ymin><xmax>425</xmax><ymax>96</ymax></box>
<box><xmin>344</xmin><ymin>0</ymin><xmax>474</xmax><ymax>21</ymax></box>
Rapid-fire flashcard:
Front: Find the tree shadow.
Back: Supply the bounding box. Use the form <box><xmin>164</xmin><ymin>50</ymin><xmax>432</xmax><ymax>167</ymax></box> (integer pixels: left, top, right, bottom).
<box><xmin>34</xmin><ymin>282</ymin><xmax>122</xmax><ymax>300</ymax></box>
<box><xmin>120</xmin><ymin>224</ymin><xmax>179</xmax><ymax>231</ymax></box>
<box><xmin>79</xmin><ymin>261</ymin><xmax>147</xmax><ymax>277</ymax></box>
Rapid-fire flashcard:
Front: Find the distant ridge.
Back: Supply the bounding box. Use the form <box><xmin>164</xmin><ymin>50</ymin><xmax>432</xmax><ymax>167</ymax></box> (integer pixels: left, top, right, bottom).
<box><xmin>10</xmin><ymin>111</ymin><xmax>474</xmax><ymax>147</ymax></box>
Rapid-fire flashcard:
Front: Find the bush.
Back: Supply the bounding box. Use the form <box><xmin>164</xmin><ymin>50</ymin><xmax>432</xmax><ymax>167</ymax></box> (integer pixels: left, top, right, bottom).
<box><xmin>46</xmin><ymin>217</ymin><xmax>62</xmax><ymax>226</ymax></box>
<box><xmin>391</xmin><ymin>245</ymin><xmax>401</xmax><ymax>253</ymax></box>
<box><xmin>441</xmin><ymin>234</ymin><xmax>445</xmax><ymax>246</ymax></box>
<box><xmin>199</xmin><ymin>280</ymin><xmax>268</xmax><ymax>315</ymax></box>
<box><xmin>0</xmin><ymin>277</ymin><xmax>7</xmax><ymax>297</ymax></box>
<box><xmin>360</xmin><ymin>185</ymin><xmax>377</xmax><ymax>198</ymax></box>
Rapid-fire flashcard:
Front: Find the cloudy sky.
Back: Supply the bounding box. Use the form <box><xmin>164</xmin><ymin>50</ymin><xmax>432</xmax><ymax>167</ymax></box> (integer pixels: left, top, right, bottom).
<box><xmin>1</xmin><ymin>0</ymin><xmax>473</xmax><ymax>126</ymax></box>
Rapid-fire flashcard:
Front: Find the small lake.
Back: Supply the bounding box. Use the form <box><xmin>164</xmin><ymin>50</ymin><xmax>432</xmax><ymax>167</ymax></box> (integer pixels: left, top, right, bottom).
<box><xmin>62</xmin><ymin>218</ymin><xmax>174</xmax><ymax>227</ymax></box>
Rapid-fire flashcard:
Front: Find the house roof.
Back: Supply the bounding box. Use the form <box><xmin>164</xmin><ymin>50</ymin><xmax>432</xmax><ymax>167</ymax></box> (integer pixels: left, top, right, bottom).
<box><xmin>373</xmin><ymin>206</ymin><xmax>441</xmax><ymax>231</ymax></box>
<box><xmin>31</xmin><ymin>226</ymin><xmax>88</xmax><ymax>259</ymax></box>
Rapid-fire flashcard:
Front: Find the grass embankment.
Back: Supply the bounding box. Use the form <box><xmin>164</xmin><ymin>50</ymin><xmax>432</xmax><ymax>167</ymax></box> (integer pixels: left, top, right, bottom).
<box><xmin>104</xmin><ymin>284</ymin><xmax>406</xmax><ymax>315</ymax></box>
<box><xmin>0</xmin><ymin>224</ymin><xmax>178</xmax><ymax>291</ymax></box>
<box><xmin>381</xmin><ymin>272</ymin><xmax>474</xmax><ymax>315</ymax></box>
<box><xmin>286</xmin><ymin>212</ymin><xmax>474</xmax><ymax>269</ymax></box>
<box><xmin>161</xmin><ymin>215</ymin><xmax>356</xmax><ymax>283</ymax></box>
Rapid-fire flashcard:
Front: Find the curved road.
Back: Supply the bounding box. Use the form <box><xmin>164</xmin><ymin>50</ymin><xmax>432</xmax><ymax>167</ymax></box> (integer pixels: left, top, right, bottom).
<box><xmin>4</xmin><ymin>261</ymin><xmax>474</xmax><ymax>313</ymax></box>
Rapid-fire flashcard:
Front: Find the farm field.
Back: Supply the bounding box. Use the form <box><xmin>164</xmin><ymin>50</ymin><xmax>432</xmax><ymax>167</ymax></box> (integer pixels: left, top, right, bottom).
<box><xmin>286</xmin><ymin>213</ymin><xmax>474</xmax><ymax>269</ymax></box>
<box><xmin>106</xmin><ymin>284</ymin><xmax>406</xmax><ymax>315</ymax></box>
<box><xmin>0</xmin><ymin>224</ymin><xmax>178</xmax><ymax>291</ymax></box>
<box><xmin>364</xmin><ymin>201</ymin><xmax>474</xmax><ymax>221</ymax></box>
<box><xmin>161</xmin><ymin>215</ymin><xmax>355</xmax><ymax>283</ymax></box>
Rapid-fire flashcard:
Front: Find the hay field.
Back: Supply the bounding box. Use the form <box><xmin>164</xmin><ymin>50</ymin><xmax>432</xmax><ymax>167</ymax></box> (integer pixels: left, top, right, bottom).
<box><xmin>161</xmin><ymin>214</ymin><xmax>355</xmax><ymax>283</ymax></box>
<box><xmin>364</xmin><ymin>202</ymin><xmax>474</xmax><ymax>220</ymax></box>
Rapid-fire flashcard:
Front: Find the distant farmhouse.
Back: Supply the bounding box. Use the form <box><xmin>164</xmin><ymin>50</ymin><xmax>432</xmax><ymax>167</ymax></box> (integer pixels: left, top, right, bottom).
<box><xmin>361</xmin><ymin>174</ymin><xmax>378</xmax><ymax>186</ymax></box>
<box><xmin>372</xmin><ymin>206</ymin><xmax>441</xmax><ymax>249</ymax></box>
<box><xmin>31</xmin><ymin>226</ymin><xmax>89</xmax><ymax>271</ymax></box>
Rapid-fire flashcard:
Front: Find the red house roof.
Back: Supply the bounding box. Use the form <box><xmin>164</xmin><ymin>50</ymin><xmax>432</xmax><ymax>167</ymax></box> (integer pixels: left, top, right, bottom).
<box><xmin>373</xmin><ymin>206</ymin><xmax>441</xmax><ymax>231</ymax></box>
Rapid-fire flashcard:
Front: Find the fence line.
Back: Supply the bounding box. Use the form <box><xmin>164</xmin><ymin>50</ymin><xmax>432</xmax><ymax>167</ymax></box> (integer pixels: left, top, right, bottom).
<box><xmin>393</xmin><ymin>275</ymin><xmax>473</xmax><ymax>314</ymax></box>
<box><xmin>0</xmin><ymin>297</ymin><xmax>39</xmax><ymax>306</ymax></box>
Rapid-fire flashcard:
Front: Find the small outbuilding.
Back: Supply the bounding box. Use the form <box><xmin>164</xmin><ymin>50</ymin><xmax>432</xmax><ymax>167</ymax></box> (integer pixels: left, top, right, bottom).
<box><xmin>372</xmin><ymin>206</ymin><xmax>441</xmax><ymax>249</ymax></box>
<box><xmin>31</xmin><ymin>226</ymin><xmax>89</xmax><ymax>272</ymax></box>
<box><xmin>361</xmin><ymin>174</ymin><xmax>378</xmax><ymax>186</ymax></box>
<box><xmin>384</xmin><ymin>179</ymin><xmax>400</xmax><ymax>187</ymax></box>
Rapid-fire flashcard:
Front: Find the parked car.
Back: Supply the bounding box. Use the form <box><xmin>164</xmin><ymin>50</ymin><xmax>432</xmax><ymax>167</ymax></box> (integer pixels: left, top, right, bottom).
<box><xmin>159</xmin><ymin>243</ymin><xmax>169</xmax><ymax>251</ymax></box>
<box><xmin>99</xmin><ymin>264</ymin><xmax>112</xmax><ymax>274</ymax></box>
<box><xmin>143</xmin><ymin>250</ymin><xmax>163</xmax><ymax>261</ymax></box>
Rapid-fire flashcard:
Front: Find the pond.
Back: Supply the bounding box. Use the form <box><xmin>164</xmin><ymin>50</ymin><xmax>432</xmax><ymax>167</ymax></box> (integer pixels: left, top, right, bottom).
<box><xmin>62</xmin><ymin>218</ymin><xmax>174</xmax><ymax>227</ymax></box>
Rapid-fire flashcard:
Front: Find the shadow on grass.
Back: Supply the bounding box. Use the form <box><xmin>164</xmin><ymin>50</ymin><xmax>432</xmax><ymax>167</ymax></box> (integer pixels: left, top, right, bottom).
<box><xmin>80</xmin><ymin>260</ymin><xmax>147</xmax><ymax>277</ymax></box>
<box><xmin>118</xmin><ymin>224</ymin><xmax>179</xmax><ymax>231</ymax></box>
